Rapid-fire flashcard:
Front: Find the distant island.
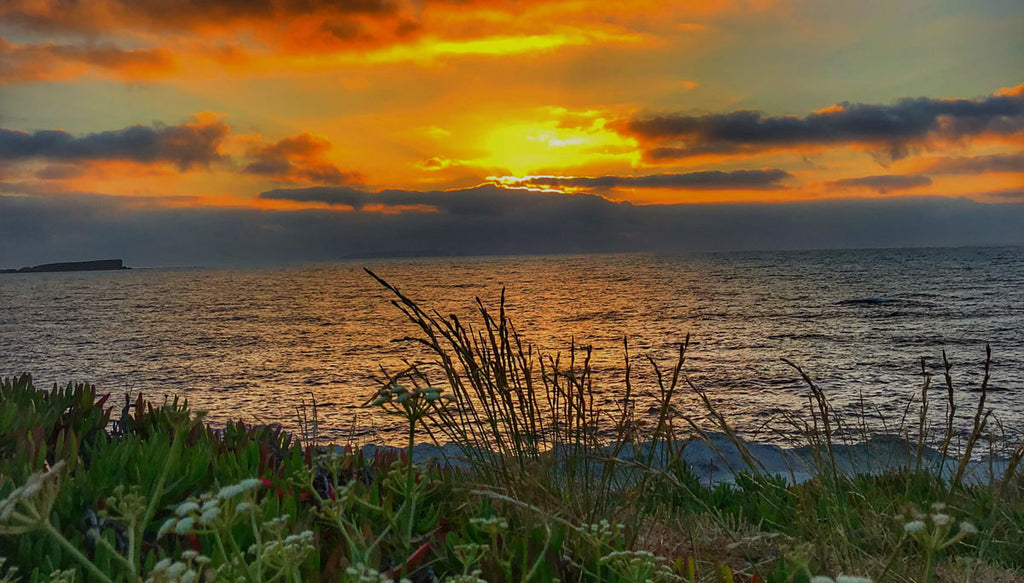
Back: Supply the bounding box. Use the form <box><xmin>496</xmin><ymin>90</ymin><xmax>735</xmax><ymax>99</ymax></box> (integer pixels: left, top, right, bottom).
<box><xmin>0</xmin><ymin>259</ymin><xmax>130</xmax><ymax>274</ymax></box>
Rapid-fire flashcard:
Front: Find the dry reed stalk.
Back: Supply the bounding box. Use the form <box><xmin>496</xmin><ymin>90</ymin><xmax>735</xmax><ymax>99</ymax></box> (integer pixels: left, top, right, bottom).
<box><xmin>953</xmin><ymin>344</ymin><xmax>992</xmax><ymax>487</ymax></box>
<box><xmin>915</xmin><ymin>357</ymin><xmax>931</xmax><ymax>473</ymax></box>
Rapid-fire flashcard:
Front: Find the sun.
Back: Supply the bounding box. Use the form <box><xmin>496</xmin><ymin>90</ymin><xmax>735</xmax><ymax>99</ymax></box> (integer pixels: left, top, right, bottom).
<box><xmin>480</xmin><ymin>117</ymin><xmax>638</xmax><ymax>176</ymax></box>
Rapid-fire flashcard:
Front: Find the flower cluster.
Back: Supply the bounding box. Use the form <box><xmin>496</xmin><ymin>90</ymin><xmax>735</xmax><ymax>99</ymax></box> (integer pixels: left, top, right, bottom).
<box><xmin>158</xmin><ymin>478</ymin><xmax>263</xmax><ymax>538</ymax></box>
<box><xmin>144</xmin><ymin>551</ymin><xmax>211</xmax><ymax>583</ymax></box>
<box><xmin>581</xmin><ymin>519</ymin><xmax>624</xmax><ymax>545</ymax></box>
<box><xmin>811</xmin><ymin>576</ymin><xmax>874</xmax><ymax>583</ymax></box>
<box><xmin>369</xmin><ymin>383</ymin><xmax>454</xmax><ymax>419</ymax></box>
<box><xmin>469</xmin><ymin>515</ymin><xmax>509</xmax><ymax>536</ymax></box>
<box><xmin>0</xmin><ymin>460</ymin><xmax>67</xmax><ymax>535</ymax></box>
<box><xmin>599</xmin><ymin>550</ymin><xmax>678</xmax><ymax>582</ymax></box>
<box><xmin>903</xmin><ymin>502</ymin><xmax>977</xmax><ymax>551</ymax></box>
<box><xmin>256</xmin><ymin>530</ymin><xmax>316</xmax><ymax>572</ymax></box>
<box><xmin>343</xmin><ymin>563</ymin><xmax>412</xmax><ymax>583</ymax></box>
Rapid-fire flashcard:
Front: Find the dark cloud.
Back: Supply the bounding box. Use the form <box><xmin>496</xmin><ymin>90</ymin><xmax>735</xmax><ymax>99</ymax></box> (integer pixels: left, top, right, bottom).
<box><xmin>0</xmin><ymin>0</ymin><xmax>398</xmax><ymax>34</ymax></box>
<box><xmin>617</xmin><ymin>88</ymin><xmax>1024</xmax><ymax>162</ymax></box>
<box><xmin>0</xmin><ymin>115</ymin><xmax>229</xmax><ymax>170</ymax></box>
<box><xmin>260</xmin><ymin>185</ymin><xmax>618</xmax><ymax>217</ymax></box>
<box><xmin>0</xmin><ymin>38</ymin><xmax>177</xmax><ymax>84</ymax></box>
<box><xmin>826</xmin><ymin>174</ymin><xmax>933</xmax><ymax>194</ymax></box>
<box><xmin>506</xmin><ymin>169</ymin><xmax>791</xmax><ymax>191</ymax></box>
<box><xmin>243</xmin><ymin>133</ymin><xmax>362</xmax><ymax>185</ymax></box>
<box><xmin>3</xmin><ymin>187</ymin><xmax>1022</xmax><ymax>268</ymax></box>
<box><xmin>920</xmin><ymin>152</ymin><xmax>1024</xmax><ymax>175</ymax></box>
<box><xmin>984</xmin><ymin>189</ymin><xmax>1024</xmax><ymax>201</ymax></box>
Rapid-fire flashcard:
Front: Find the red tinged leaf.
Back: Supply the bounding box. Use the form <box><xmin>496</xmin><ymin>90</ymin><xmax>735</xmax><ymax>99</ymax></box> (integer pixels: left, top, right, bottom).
<box><xmin>387</xmin><ymin>540</ymin><xmax>432</xmax><ymax>579</ymax></box>
<box><xmin>406</xmin><ymin>540</ymin><xmax>433</xmax><ymax>569</ymax></box>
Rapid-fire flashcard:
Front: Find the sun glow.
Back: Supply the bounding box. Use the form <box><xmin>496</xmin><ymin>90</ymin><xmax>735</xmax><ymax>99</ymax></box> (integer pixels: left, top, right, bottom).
<box><xmin>481</xmin><ymin>119</ymin><xmax>638</xmax><ymax>175</ymax></box>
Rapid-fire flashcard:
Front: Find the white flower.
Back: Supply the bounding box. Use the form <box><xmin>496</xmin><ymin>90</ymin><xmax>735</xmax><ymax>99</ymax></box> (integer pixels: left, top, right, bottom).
<box><xmin>836</xmin><ymin>576</ymin><xmax>874</xmax><ymax>583</ymax></box>
<box><xmin>810</xmin><ymin>577</ymin><xmax>835</xmax><ymax>583</ymax></box>
<box><xmin>236</xmin><ymin>502</ymin><xmax>255</xmax><ymax>514</ymax></box>
<box><xmin>904</xmin><ymin>520</ymin><xmax>926</xmax><ymax>533</ymax></box>
<box><xmin>181</xmin><ymin>550</ymin><xmax>198</xmax><ymax>561</ymax></box>
<box><xmin>217</xmin><ymin>484</ymin><xmax>245</xmax><ymax>500</ymax></box>
<box><xmin>200</xmin><ymin>505</ymin><xmax>221</xmax><ymax>525</ymax></box>
<box><xmin>959</xmin><ymin>521</ymin><xmax>978</xmax><ymax>535</ymax></box>
<box><xmin>931</xmin><ymin>513</ymin><xmax>952</xmax><ymax>527</ymax></box>
<box><xmin>175</xmin><ymin>501</ymin><xmax>200</xmax><ymax>517</ymax></box>
<box><xmin>157</xmin><ymin>518</ymin><xmax>177</xmax><ymax>538</ymax></box>
<box><xmin>175</xmin><ymin>517</ymin><xmax>195</xmax><ymax>534</ymax></box>
<box><xmin>167</xmin><ymin>561</ymin><xmax>187</xmax><ymax>577</ymax></box>
<box><xmin>239</xmin><ymin>478</ymin><xmax>263</xmax><ymax>491</ymax></box>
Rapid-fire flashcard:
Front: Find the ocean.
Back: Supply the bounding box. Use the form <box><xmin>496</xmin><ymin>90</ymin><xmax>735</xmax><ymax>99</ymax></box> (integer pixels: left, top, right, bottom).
<box><xmin>2</xmin><ymin>246</ymin><xmax>1022</xmax><ymax>446</ymax></box>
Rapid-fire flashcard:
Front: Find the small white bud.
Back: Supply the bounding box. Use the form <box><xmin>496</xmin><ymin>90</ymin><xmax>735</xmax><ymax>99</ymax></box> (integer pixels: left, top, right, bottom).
<box><xmin>904</xmin><ymin>520</ymin><xmax>926</xmax><ymax>533</ymax></box>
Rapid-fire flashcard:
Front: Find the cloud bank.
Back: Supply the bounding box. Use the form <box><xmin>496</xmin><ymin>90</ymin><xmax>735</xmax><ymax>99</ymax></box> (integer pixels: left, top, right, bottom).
<box><xmin>0</xmin><ymin>115</ymin><xmax>228</xmax><ymax>170</ymax></box>
<box><xmin>618</xmin><ymin>86</ymin><xmax>1024</xmax><ymax>162</ymax></box>
<box><xmin>825</xmin><ymin>174</ymin><xmax>933</xmax><ymax>194</ymax></box>
<box><xmin>2</xmin><ymin>186</ymin><xmax>1021</xmax><ymax>268</ymax></box>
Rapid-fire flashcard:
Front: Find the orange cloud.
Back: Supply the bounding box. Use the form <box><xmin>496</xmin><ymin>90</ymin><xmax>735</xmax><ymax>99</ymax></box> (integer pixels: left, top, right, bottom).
<box><xmin>242</xmin><ymin>133</ymin><xmax>363</xmax><ymax>185</ymax></box>
<box><xmin>0</xmin><ymin>0</ymin><xmax>768</xmax><ymax>83</ymax></box>
<box><xmin>0</xmin><ymin>38</ymin><xmax>178</xmax><ymax>84</ymax></box>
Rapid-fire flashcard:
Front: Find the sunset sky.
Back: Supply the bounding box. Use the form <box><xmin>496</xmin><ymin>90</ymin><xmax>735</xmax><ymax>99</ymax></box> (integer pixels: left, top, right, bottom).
<box><xmin>1</xmin><ymin>0</ymin><xmax>1022</xmax><ymax>265</ymax></box>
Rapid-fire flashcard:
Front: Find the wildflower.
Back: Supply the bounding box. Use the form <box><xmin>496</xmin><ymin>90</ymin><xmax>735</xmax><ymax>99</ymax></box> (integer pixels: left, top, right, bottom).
<box><xmin>931</xmin><ymin>513</ymin><xmax>952</xmax><ymax>527</ymax></box>
<box><xmin>836</xmin><ymin>576</ymin><xmax>874</xmax><ymax>583</ymax></box>
<box><xmin>0</xmin><ymin>461</ymin><xmax>68</xmax><ymax>536</ymax></box>
<box><xmin>904</xmin><ymin>520</ymin><xmax>926</xmax><ymax>533</ymax></box>
<box><xmin>175</xmin><ymin>516</ymin><xmax>195</xmax><ymax>534</ymax></box>
<box><xmin>959</xmin><ymin>521</ymin><xmax>978</xmax><ymax>535</ymax></box>
<box><xmin>157</xmin><ymin>518</ymin><xmax>177</xmax><ymax>538</ymax></box>
<box><xmin>175</xmin><ymin>501</ymin><xmax>200</xmax><ymax>517</ymax></box>
<box><xmin>200</xmin><ymin>505</ymin><xmax>221</xmax><ymax>525</ymax></box>
<box><xmin>810</xmin><ymin>578</ymin><xmax>835</xmax><ymax>583</ymax></box>
<box><xmin>236</xmin><ymin>502</ymin><xmax>255</xmax><ymax>514</ymax></box>
<box><xmin>239</xmin><ymin>478</ymin><xmax>263</xmax><ymax>491</ymax></box>
<box><xmin>181</xmin><ymin>550</ymin><xmax>199</xmax><ymax>561</ymax></box>
<box><xmin>215</xmin><ymin>485</ymin><xmax>242</xmax><ymax>500</ymax></box>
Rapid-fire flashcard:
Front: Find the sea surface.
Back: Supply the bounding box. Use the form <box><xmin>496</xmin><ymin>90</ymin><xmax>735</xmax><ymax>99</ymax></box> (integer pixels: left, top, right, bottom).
<box><xmin>2</xmin><ymin>247</ymin><xmax>1022</xmax><ymax>447</ymax></box>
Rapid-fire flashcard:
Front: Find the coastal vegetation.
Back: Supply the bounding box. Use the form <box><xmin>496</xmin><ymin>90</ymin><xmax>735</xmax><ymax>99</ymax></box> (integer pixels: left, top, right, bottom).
<box><xmin>1</xmin><ymin>275</ymin><xmax>1021</xmax><ymax>582</ymax></box>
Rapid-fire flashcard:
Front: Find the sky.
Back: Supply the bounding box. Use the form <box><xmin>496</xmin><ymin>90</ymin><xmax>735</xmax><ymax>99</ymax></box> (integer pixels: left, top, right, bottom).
<box><xmin>1</xmin><ymin>0</ymin><xmax>1022</xmax><ymax>266</ymax></box>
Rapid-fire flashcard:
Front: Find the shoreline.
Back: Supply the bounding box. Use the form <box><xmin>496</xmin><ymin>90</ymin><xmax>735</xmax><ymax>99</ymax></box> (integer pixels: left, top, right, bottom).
<box><xmin>348</xmin><ymin>431</ymin><xmax>1014</xmax><ymax>487</ymax></box>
